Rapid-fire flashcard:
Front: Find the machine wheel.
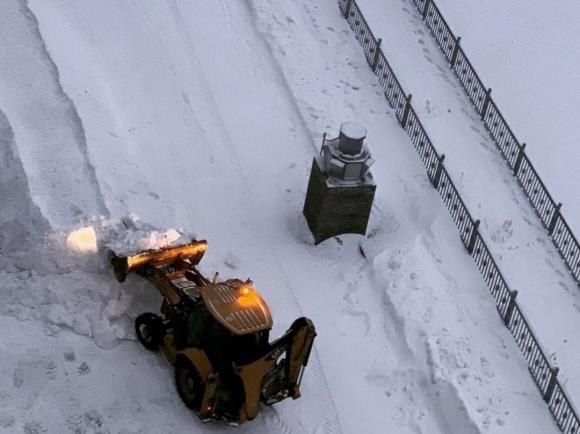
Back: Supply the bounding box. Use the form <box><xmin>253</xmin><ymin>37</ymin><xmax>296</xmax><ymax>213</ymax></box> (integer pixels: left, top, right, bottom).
<box><xmin>135</xmin><ymin>313</ymin><xmax>164</xmax><ymax>351</ymax></box>
<box><xmin>175</xmin><ymin>358</ymin><xmax>204</xmax><ymax>411</ymax></box>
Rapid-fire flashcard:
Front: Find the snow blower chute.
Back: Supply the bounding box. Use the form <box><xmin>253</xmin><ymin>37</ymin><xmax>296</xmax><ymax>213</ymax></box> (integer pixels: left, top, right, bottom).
<box><xmin>110</xmin><ymin>239</ymin><xmax>316</xmax><ymax>425</ymax></box>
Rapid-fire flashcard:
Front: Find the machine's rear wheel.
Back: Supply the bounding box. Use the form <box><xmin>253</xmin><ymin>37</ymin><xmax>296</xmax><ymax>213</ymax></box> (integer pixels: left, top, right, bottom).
<box><xmin>135</xmin><ymin>313</ymin><xmax>163</xmax><ymax>351</ymax></box>
<box><xmin>175</xmin><ymin>359</ymin><xmax>203</xmax><ymax>411</ymax></box>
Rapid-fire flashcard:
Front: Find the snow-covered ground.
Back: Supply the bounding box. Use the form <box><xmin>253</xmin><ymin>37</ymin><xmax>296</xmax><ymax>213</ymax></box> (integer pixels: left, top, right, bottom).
<box><xmin>436</xmin><ymin>0</ymin><xmax>580</xmax><ymax>231</ymax></box>
<box><xmin>358</xmin><ymin>0</ymin><xmax>580</xmax><ymax>407</ymax></box>
<box><xmin>0</xmin><ymin>0</ymin><xmax>572</xmax><ymax>432</ymax></box>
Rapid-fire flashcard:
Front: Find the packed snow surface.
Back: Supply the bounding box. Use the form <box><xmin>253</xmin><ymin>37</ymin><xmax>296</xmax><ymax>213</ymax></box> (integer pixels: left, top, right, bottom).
<box><xmin>436</xmin><ymin>0</ymin><xmax>580</xmax><ymax>230</ymax></box>
<box><xmin>359</xmin><ymin>0</ymin><xmax>580</xmax><ymax>406</ymax></box>
<box><xmin>0</xmin><ymin>0</ymin><xmax>572</xmax><ymax>432</ymax></box>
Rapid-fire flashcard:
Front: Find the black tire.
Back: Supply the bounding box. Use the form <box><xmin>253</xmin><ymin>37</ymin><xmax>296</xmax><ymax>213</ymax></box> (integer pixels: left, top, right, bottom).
<box><xmin>175</xmin><ymin>358</ymin><xmax>204</xmax><ymax>411</ymax></box>
<box><xmin>135</xmin><ymin>313</ymin><xmax>164</xmax><ymax>351</ymax></box>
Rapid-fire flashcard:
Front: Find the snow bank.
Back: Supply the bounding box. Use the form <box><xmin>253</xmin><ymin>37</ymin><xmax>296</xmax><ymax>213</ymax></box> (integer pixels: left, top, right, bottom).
<box><xmin>0</xmin><ymin>108</ymin><xmax>48</xmax><ymax>269</ymax></box>
<box><xmin>0</xmin><ymin>214</ymin><xmax>194</xmax><ymax>349</ymax></box>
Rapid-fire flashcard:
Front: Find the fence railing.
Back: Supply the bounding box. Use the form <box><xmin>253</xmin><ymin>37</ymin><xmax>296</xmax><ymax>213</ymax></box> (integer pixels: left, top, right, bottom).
<box><xmin>338</xmin><ymin>0</ymin><xmax>580</xmax><ymax>432</ymax></box>
<box><xmin>410</xmin><ymin>0</ymin><xmax>579</xmax><ymax>286</ymax></box>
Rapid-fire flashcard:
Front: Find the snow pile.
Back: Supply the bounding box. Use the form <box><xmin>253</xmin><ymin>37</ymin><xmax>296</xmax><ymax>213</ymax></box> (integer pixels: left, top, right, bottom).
<box><xmin>100</xmin><ymin>214</ymin><xmax>196</xmax><ymax>258</ymax></box>
<box><xmin>38</xmin><ymin>213</ymin><xmax>196</xmax><ymax>273</ymax></box>
<box><xmin>0</xmin><ymin>214</ymin><xmax>194</xmax><ymax>349</ymax></box>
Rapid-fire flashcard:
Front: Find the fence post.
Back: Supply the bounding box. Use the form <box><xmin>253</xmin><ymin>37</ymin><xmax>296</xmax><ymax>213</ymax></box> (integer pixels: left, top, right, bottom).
<box><xmin>548</xmin><ymin>202</ymin><xmax>562</xmax><ymax>235</ymax></box>
<box><xmin>344</xmin><ymin>0</ymin><xmax>353</xmax><ymax>18</ymax></box>
<box><xmin>320</xmin><ymin>133</ymin><xmax>327</xmax><ymax>155</ymax></box>
<box><xmin>543</xmin><ymin>367</ymin><xmax>560</xmax><ymax>403</ymax></box>
<box><xmin>432</xmin><ymin>153</ymin><xmax>445</xmax><ymax>189</ymax></box>
<box><xmin>503</xmin><ymin>290</ymin><xmax>518</xmax><ymax>326</ymax></box>
<box><xmin>466</xmin><ymin>219</ymin><xmax>480</xmax><ymax>254</ymax></box>
<box><xmin>400</xmin><ymin>94</ymin><xmax>413</xmax><ymax>127</ymax></box>
<box><xmin>512</xmin><ymin>142</ymin><xmax>527</xmax><ymax>176</ymax></box>
<box><xmin>421</xmin><ymin>0</ymin><xmax>431</xmax><ymax>19</ymax></box>
<box><xmin>372</xmin><ymin>38</ymin><xmax>382</xmax><ymax>71</ymax></box>
<box><xmin>450</xmin><ymin>36</ymin><xmax>462</xmax><ymax>68</ymax></box>
<box><xmin>480</xmin><ymin>88</ymin><xmax>492</xmax><ymax>120</ymax></box>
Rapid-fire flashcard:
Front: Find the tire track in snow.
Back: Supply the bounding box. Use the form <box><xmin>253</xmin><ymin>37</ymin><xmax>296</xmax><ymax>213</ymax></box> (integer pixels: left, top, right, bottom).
<box><xmin>165</xmin><ymin>2</ymin><xmax>343</xmax><ymax>432</ymax></box>
<box><xmin>0</xmin><ymin>0</ymin><xmax>108</xmax><ymax>227</ymax></box>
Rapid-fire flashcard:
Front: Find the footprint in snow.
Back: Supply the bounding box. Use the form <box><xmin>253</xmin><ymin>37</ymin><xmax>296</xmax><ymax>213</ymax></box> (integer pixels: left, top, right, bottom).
<box><xmin>84</xmin><ymin>410</ymin><xmax>104</xmax><ymax>429</ymax></box>
<box><xmin>223</xmin><ymin>251</ymin><xmax>240</xmax><ymax>270</ymax></box>
<box><xmin>23</xmin><ymin>420</ymin><xmax>47</xmax><ymax>434</ymax></box>
<box><xmin>77</xmin><ymin>362</ymin><xmax>90</xmax><ymax>376</ymax></box>
<box><xmin>45</xmin><ymin>360</ymin><xmax>57</xmax><ymax>380</ymax></box>
<box><xmin>0</xmin><ymin>413</ymin><xmax>15</xmax><ymax>429</ymax></box>
<box><xmin>65</xmin><ymin>414</ymin><xmax>84</xmax><ymax>433</ymax></box>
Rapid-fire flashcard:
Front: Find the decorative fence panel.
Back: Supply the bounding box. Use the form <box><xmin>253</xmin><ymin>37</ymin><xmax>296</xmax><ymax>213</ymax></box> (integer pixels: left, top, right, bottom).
<box><xmin>435</xmin><ymin>167</ymin><xmax>475</xmax><ymax>246</ymax></box>
<box><xmin>338</xmin><ymin>0</ymin><xmax>580</xmax><ymax>431</ymax></box>
<box><xmin>551</xmin><ymin>218</ymin><xmax>580</xmax><ymax>279</ymax></box>
<box><xmin>516</xmin><ymin>154</ymin><xmax>557</xmax><ymax>227</ymax></box>
<box><xmin>345</xmin><ymin>3</ymin><xmax>377</xmax><ymax>66</ymax></box>
<box><xmin>422</xmin><ymin>1</ymin><xmax>456</xmax><ymax>62</ymax></box>
<box><xmin>506</xmin><ymin>304</ymin><xmax>554</xmax><ymax>395</ymax></box>
<box><xmin>452</xmin><ymin>49</ymin><xmax>487</xmax><ymax>114</ymax></box>
<box><xmin>483</xmin><ymin>100</ymin><xmax>521</xmax><ymax>169</ymax></box>
<box><xmin>375</xmin><ymin>51</ymin><xmax>408</xmax><ymax>114</ymax></box>
<box><xmin>410</xmin><ymin>0</ymin><xmax>580</xmax><ymax>285</ymax></box>
<box><xmin>548</xmin><ymin>384</ymin><xmax>580</xmax><ymax>434</ymax></box>
<box><xmin>469</xmin><ymin>234</ymin><xmax>512</xmax><ymax>319</ymax></box>
<box><xmin>403</xmin><ymin>108</ymin><xmax>439</xmax><ymax>178</ymax></box>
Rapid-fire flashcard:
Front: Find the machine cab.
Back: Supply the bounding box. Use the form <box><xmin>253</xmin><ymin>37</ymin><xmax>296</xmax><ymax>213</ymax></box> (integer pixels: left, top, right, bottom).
<box><xmin>183</xmin><ymin>280</ymin><xmax>272</xmax><ymax>365</ymax></box>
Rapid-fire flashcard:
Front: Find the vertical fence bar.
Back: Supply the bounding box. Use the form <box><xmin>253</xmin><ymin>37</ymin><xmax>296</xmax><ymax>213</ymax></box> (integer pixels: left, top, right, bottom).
<box><xmin>400</xmin><ymin>94</ymin><xmax>413</xmax><ymax>127</ymax></box>
<box><xmin>512</xmin><ymin>142</ymin><xmax>527</xmax><ymax>176</ymax></box>
<box><xmin>450</xmin><ymin>36</ymin><xmax>461</xmax><ymax>68</ymax></box>
<box><xmin>544</xmin><ymin>367</ymin><xmax>560</xmax><ymax>403</ymax></box>
<box><xmin>344</xmin><ymin>0</ymin><xmax>353</xmax><ymax>18</ymax></box>
<box><xmin>422</xmin><ymin>0</ymin><xmax>431</xmax><ymax>19</ymax></box>
<box><xmin>372</xmin><ymin>38</ymin><xmax>382</xmax><ymax>71</ymax></box>
<box><xmin>548</xmin><ymin>203</ymin><xmax>563</xmax><ymax>235</ymax></box>
<box><xmin>432</xmin><ymin>153</ymin><xmax>445</xmax><ymax>189</ymax></box>
<box><xmin>466</xmin><ymin>219</ymin><xmax>480</xmax><ymax>254</ymax></box>
<box><xmin>480</xmin><ymin>88</ymin><xmax>492</xmax><ymax>120</ymax></box>
<box><xmin>503</xmin><ymin>290</ymin><xmax>518</xmax><ymax>325</ymax></box>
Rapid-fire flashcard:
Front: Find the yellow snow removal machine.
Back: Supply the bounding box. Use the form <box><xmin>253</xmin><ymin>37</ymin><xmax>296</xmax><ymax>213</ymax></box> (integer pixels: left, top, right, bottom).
<box><xmin>111</xmin><ymin>240</ymin><xmax>316</xmax><ymax>425</ymax></box>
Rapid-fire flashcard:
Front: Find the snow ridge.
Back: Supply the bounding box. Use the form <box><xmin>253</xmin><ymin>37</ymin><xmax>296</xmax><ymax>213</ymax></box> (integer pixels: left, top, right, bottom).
<box><xmin>371</xmin><ymin>244</ymin><xmax>481</xmax><ymax>434</ymax></box>
<box><xmin>0</xmin><ymin>107</ymin><xmax>49</xmax><ymax>267</ymax></box>
<box><xmin>0</xmin><ymin>0</ymin><xmax>108</xmax><ymax>228</ymax></box>
<box><xmin>20</xmin><ymin>0</ymin><xmax>109</xmax><ymax>220</ymax></box>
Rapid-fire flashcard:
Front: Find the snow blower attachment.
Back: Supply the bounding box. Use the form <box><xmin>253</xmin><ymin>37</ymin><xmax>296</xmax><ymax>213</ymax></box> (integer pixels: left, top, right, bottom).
<box><xmin>111</xmin><ymin>240</ymin><xmax>316</xmax><ymax>425</ymax></box>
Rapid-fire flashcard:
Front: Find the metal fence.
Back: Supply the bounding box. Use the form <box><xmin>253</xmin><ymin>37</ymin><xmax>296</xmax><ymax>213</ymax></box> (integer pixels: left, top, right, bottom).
<box><xmin>337</xmin><ymin>0</ymin><xmax>580</xmax><ymax>432</ymax></box>
<box><xmin>411</xmin><ymin>0</ymin><xmax>579</xmax><ymax>286</ymax></box>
